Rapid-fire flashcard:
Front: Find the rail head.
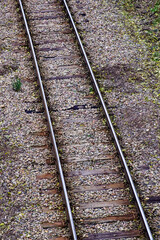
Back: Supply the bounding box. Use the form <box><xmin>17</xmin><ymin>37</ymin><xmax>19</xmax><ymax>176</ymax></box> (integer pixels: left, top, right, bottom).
<box><xmin>62</xmin><ymin>0</ymin><xmax>154</xmax><ymax>239</ymax></box>
<box><xmin>18</xmin><ymin>0</ymin><xmax>77</xmax><ymax>239</ymax></box>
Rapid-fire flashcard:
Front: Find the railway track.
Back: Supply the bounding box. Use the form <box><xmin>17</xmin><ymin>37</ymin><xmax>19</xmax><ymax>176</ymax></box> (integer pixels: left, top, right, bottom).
<box><xmin>17</xmin><ymin>0</ymin><xmax>153</xmax><ymax>239</ymax></box>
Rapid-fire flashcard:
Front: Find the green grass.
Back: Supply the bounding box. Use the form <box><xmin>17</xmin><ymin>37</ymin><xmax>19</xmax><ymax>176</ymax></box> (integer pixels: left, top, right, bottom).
<box><xmin>117</xmin><ymin>0</ymin><xmax>160</xmax><ymax>67</ymax></box>
<box><xmin>12</xmin><ymin>77</ymin><xmax>22</xmax><ymax>92</ymax></box>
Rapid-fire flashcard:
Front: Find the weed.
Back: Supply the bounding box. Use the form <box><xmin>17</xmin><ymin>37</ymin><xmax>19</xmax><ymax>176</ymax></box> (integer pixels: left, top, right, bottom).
<box><xmin>100</xmin><ymin>87</ymin><xmax>105</xmax><ymax>93</ymax></box>
<box><xmin>151</xmin><ymin>0</ymin><xmax>160</xmax><ymax>14</ymax></box>
<box><xmin>89</xmin><ymin>87</ymin><xmax>94</xmax><ymax>94</ymax></box>
<box><xmin>12</xmin><ymin>77</ymin><xmax>22</xmax><ymax>92</ymax></box>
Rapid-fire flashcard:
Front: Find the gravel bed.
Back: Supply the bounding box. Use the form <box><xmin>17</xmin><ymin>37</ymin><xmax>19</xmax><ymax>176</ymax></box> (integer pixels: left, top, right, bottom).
<box><xmin>67</xmin><ymin>0</ymin><xmax>160</xmax><ymax>238</ymax></box>
<box><xmin>0</xmin><ymin>1</ymin><xmax>70</xmax><ymax>239</ymax></box>
<box><xmin>0</xmin><ymin>0</ymin><xmax>154</xmax><ymax>239</ymax></box>
<box><xmin>70</xmin><ymin>188</ymin><xmax>130</xmax><ymax>202</ymax></box>
<box><xmin>22</xmin><ymin>0</ymin><xmax>147</xmax><ymax>237</ymax></box>
<box><xmin>66</xmin><ymin>173</ymin><xmax>125</xmax><ymax>187</ymax></box>
<box><xmin>74</xmin><ymin>205</ymin><xmax>137</xmax><ymax>219</ymax></box>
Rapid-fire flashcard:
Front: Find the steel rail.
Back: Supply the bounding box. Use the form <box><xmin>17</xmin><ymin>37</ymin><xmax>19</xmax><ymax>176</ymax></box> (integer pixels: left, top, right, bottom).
<box><xmin>18</xmin><ymin>1</ymin><xmax>77</xmax><ymax>239</ymax></box>
<box><xmin>62</xmin><ymin>0</ymin><xmax>153</xmax><ymax>239</ymax></box>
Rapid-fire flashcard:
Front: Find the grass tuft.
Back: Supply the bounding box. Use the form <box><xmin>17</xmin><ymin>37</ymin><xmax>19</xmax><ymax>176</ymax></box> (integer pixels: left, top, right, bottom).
<box><xmin>12</xmin><ymin>77</ymin><xmax>22</xmax><ymax>92</ymax></box>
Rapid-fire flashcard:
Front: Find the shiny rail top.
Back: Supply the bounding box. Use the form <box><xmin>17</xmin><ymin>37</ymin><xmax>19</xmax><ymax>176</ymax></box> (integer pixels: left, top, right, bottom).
<box><xmin>18</xmin><ymin>0</ymin><xmax>77</xmax><ymax>239</ymax></box>
<box><xmin>62</xmin><ymin>0</ymin><xmax>153</xmax><ymax>239</ymax></box>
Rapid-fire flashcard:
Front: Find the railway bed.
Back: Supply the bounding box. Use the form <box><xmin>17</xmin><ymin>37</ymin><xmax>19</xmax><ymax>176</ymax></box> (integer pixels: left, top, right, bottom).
<box><xmin>0</xmin><ymin>0</ymin><xmax>157</xmax><ymax>239</ymax></box>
